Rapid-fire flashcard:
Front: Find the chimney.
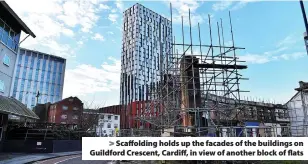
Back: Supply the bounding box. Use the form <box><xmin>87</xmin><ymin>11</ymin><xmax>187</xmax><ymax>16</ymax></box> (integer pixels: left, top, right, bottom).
<box><xmin>296</xmin><ymin>81</ymin><xmax>308</xmax><ymax>91</ymax></box>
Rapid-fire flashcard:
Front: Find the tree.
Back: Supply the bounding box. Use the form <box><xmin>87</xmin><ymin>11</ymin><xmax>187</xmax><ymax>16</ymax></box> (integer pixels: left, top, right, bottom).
<box><xmin>79</xmin><ymin>100</ymin><xmax>106</xmax><ymax>133</ymax></box>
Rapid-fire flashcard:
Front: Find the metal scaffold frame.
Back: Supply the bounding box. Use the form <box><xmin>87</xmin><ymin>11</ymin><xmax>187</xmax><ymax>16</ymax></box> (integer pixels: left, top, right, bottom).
<box><xmin>133</xmin><ymin>3</ymin><xmax>249</xmax><ymax>137</ymax></box>
<box><xmin>128</xmin><ymin>3</ymin><xmax>296</xmax><ymax>139</ymax></box>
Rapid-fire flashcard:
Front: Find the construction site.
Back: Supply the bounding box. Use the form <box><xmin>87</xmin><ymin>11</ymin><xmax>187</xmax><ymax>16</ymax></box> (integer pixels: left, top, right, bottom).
<box><xmin>117</xmin><ymin>3</ymin><xmax>305</xmax><ymax>140</ymax></box>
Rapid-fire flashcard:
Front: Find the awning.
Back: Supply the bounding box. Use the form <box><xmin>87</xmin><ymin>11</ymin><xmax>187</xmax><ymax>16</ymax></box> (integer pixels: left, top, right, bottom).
<box><xmin>0</xmin><ymin>96</ymin><xmax>39</xmax><ymax>119</ymax></box>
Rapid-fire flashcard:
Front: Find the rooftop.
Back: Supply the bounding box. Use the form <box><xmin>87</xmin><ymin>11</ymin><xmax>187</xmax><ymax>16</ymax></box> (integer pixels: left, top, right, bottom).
<box><xmin>0</xmin><ymin>1</ymin><xmax>35</xmax><ymax>38</ymax></box>
<box><xmin>0</xmin><ymin>96</ymin><xmax>39</xmax><ymax>119</ymax></box>
<box><xmin>125</xmin><ymin>3</ymin><xmax>171</xmax><ymax>22</ymax></box>
<box><xmin>20</xmin><ymin>47</ymin><xmax>66</xmax><ymax>61</ymax></box>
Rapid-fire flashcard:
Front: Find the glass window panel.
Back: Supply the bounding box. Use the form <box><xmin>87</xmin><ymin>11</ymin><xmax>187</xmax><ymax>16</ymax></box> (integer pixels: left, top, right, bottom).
<box><xmin>0</xmin><ymin>19</ymin><xmax>3</xmax><ymax>37</ymax></box>
<box><xmin>18</xmin><ymin>92</ymin><xmax>23</xmax><ymax>101</ymax></box>
<box><xmin>9</xmin><ymin>30</ymin><xmax>14</xmax><ymax>38</ymax></box>
<box><xmin>14</xmin><ymin>33</ymin><xmax>20</xmax><ymax>44</ymax></box>
<box><xmin>7</xmin><ymin>38</ymin><xmax>13</xmax><ymax>50</ymax></box>
<box><xmin>1</xmin><ymin>24</ymin><xmax>9</xmax><ymax>44</ymax></box>
<box><xmin>25</xmin><ymin>54</ymin><xmax>29</xmax><ymax>67</ymax></box>
<box><xmin>30</xmin><ymin>56</ymin><xmax>35</xmax><ymax>68</ymax></box>
<box><xmin>13</xmin><ymin>42</ymin><xmax>18</xmax><ymax>52</ymax></box>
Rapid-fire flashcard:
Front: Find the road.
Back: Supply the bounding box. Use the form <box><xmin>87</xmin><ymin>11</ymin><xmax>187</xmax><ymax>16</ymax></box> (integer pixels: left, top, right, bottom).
<box><xmin>34</xmin><ymin>155</ymin><xmax>119</xmax><ymax>164</ymax></box>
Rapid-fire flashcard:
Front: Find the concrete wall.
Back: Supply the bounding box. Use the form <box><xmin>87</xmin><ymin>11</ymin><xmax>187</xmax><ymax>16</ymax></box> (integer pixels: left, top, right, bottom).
<box><xmin>0</xmin><ymin>43</ymin><xmax>17</xmax><ymax>97</ymax></box>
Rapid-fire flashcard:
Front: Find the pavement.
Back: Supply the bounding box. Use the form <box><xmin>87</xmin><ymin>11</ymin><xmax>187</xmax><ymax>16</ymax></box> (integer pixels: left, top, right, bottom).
<box><xmin>0</xmin><ymin>151</ymin><xmax>81</xmax><ymax>164</ymax></box>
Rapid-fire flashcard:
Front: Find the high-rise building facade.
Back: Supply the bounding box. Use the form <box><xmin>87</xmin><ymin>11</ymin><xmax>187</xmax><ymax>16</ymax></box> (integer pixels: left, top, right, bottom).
<box><xmin>0</xmin><ymin>1</ymin><xmax>35</xmax><ymax>97</ymax></box>
<box><xmin>11</xmin><ymin>48</ymin><xmax>66</xmax><ymax>108</ymax></box>
<box><xmin>120</xmin><ymin>3</ymin><xmax>172</xmax><ymax>105</ymax></box>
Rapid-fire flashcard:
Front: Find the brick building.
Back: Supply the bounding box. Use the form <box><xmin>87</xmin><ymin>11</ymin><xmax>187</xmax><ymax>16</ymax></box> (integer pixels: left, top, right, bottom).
<box><xmin>48</xmin><ymin>97</ymin><xmax>83</xmax><ymax>124</ymax></box>
<box><xmin>99</xmin><ymin>101</ymin><xmax>161</xmax><ymax>130</ymax></box>
<box><xmin>33</xmin><ymin>103</ymin><xmax>51</xmax><ymax>123</ymax></box>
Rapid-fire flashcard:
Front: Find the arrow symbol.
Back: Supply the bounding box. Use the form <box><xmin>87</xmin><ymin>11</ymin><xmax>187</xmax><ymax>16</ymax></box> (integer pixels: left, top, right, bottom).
<box><xmin>109</xmin><ymin>141</ymin><xmax>114</xmax><ymax>146</ymax></box>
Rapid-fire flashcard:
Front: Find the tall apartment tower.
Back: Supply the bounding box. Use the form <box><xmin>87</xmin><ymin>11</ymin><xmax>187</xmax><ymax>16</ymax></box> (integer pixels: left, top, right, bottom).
<box><xmin>120</xmin><ymin>3</ymin><xmax>172</xmax><ymax>105</ymax></box>
<box><xmin>11</xmin><ymin>48</ymin><xmax>66</xmax><ymax>109</ymax></box>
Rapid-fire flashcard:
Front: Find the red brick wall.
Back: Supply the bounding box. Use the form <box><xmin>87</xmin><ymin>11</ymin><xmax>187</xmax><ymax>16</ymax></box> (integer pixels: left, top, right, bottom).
<box><xmin>100</xmin><ymin>101</ymin><xmax>161</xmax><ymax>129</ymax></box>
<box><xmin>47</xmin><ymin>97</ymin><xmax>83</xmax><ymax>125</ymax></box>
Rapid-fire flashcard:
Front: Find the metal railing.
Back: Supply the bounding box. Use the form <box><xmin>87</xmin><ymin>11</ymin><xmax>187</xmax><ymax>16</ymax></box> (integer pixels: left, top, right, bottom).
<box><xmin>7</xmin><ymin>128</ymin><xmax>95</xmax><ymax>140</ymax></box>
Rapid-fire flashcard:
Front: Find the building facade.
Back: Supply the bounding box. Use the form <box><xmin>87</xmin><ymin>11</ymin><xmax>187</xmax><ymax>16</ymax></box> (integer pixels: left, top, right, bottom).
<box><xmin>33</xmin><ymin>103</ymin><xmax>51</xmax><ymax>123</ymax></box>
<box><xmin>96</xmin><ymin>113</ymin><xmax>120</xmax><ymax>137</ymax></box>
<box><xmin>120</xmin><ymin>3</ymin><xmax>172</xmax><ymax>105</ymax></box>
<box><xmin>48</xmin><ymin>97</ymin><xmax>83</xmax><ymax>125</ymax></box>
<box><xmin>0</xmin><ymin>1</ymin><xmax>35</xmax><ymax>97</ymax></box>
<box><xmin>287</xmin><ymin>81</ymin><xmax>308</xmax><ymax>137</ymax></box>
<box><xmin>11</xmin><ymin>48</ymin><xmax>66</xmax><ymax>108</ymax></box>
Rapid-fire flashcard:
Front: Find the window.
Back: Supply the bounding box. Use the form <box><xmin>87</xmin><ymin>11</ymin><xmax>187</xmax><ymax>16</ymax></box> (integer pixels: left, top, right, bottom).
<box><xmin>100</xmin><ymin>115</ymin><xmax>104</xmax><ymax>119</ymax></box>
<box><xmin>3</xmin><ymin>54</ymin><xmax>10</xmax><ymax>66</ymax></box>
<box><xmin>100</xmin><ymin>123</ymin><xmax>104</xmax><ymax>127</ymax></box>
<box><xmin>69</xmin><ymin>98</ymin><xmax>73</xmax><ymax>102</ymax></box>
<box><xmin>114</xmin><ymin>124</ymin><xmax>118</xmax><ymax>128</ymax></box>
<box><xmin>62</xmin><ymin>106</ymin><xmax>68</xmax><ymax>110</ymax></box>
<box><xmin>73</xmin><ymin>107</ymin><xmax>78</xmax><ymax>110</ymax></box>
<box><xmin>114</xmin><ymin>116</ymin><xmax>118</xmax><ymax>120</ymax></box>
<box><xmin>0</xmin><ymin>80</ymin><xmax>4</xmax><ymax>93</ymax></box>
<box><xmin>107</xmin><ymin>123</ymin><xmax>111</xmax><ymax>128</ymax></box>
<box><xmin>1</xmin><ymin>24</ymin><xmax>9</xmax><ymax>45</ymax></box>
<box><xmin>108</xmin><ymin>115</ymin><xmax>112</xmax><ymax>120</ymax></box>
<box><xmin>72</xmin><ymin>115</ymin><xmax>78</xmax><ymax>120</ymax></box>
<box><xmin>61</xmin><ymin>114</ymin><xmax>67</xmax><ymax>119</ymax></box>
<box><xmin>0</xmin><ymin>19</ymin><xmax>3</xmax><ymax>37</ymax></box>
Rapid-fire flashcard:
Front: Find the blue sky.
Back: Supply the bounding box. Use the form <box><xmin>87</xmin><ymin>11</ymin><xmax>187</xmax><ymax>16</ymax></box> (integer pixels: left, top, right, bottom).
<box><xmin>6</xmin><ymin>0</ymin><xmax>308</xmax><ymax>107</ymax></box>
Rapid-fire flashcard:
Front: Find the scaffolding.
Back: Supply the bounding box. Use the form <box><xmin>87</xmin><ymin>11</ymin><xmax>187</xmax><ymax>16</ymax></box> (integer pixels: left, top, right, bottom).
<box><xmin>132</xmin><ymin>3</ymin><xmax>293</xmax><ymax>138</ymax></box>
<box><xmin>133</xmin><ymin>3</ymin><xmax>248</xmax><ymax>136</ymax></box>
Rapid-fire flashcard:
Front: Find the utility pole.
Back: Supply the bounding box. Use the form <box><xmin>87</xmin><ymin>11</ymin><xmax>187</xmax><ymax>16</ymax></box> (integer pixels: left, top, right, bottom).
<box><xmin>300</xmin><ymin>0</ymin><xmax>308</xmax><ymax>56</ymax></box>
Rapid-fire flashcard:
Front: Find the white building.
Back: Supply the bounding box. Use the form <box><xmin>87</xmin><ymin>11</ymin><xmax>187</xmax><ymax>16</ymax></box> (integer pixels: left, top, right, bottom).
<box><xmin>286</xmin><ymin>81</ymin><xmax>308</xmax><ymax>136</ymax></box>
<box><xmin>96</xmin><ymin>113</ymin><xmax>120</xmax><ymax>137</ymax></box>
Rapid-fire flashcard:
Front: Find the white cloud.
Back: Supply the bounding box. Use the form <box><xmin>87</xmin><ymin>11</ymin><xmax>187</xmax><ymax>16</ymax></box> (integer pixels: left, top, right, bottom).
<box><xmin>107</xmin><ymin>31</ymin><xmax>114</xmax><ymax>35</ymax></box>
<box><xmin>239</xmin><ymin>54</ymin><xmax>270</xmax><ymax>64</ymax></box>
<box><xmin>111</xmin><ymin>9</ymin><xmax>117</xmax><ymax>13</ymax></box>
<box><xmin>168</xmin><ymin>0</ymin><xmax>204</xmax><ymax>26</ymax></box>
<box><xmin>115</xmin><ymin>0</ymin><xmax>124</xmax><ymax>12</ymax></box>
<box><xmin>239</xmin><ymin>52</ymin><xmax>306</xmax><ymax>64</ymax></box>
<box><xmin>5</xmin><ymin>0</ymin><xmax>109</xmax><ymax>58</ymax></box>
<box><xmin>92</xmin><ymin>33</ymin><xmax>105</xmax><ymax>41</ymax></box>
<box><xmin>211</xmin><ymin>0</ymin><xmax>258</xmax><ymax>12</ymax></box>
<box><xmin>212</xmin><ymin>1</ymin><xmax>234</xmax><ymax>11</ymax></box>
<box><xmin>240</xmin><ymin>34</ymin><xmax>305</xmax><ymax>64</ymax></box>
<box><xmin>99</xmin><ymin>4</ymin><xmax>110</xmax><ymax>10</ymax></box>
<box><xmin>63</xmin><ymin>57</ymin><xmax>121</xmax><ymax>97</ymax></box>
<box><xmin>276</xmin><ymin>34</ymin><xmax>299</xmax><ymax>48</ymax></box>
<box><xmin>62</xmin><ymin>28</ymin><xmax>75</xmax><ymax>37</ymax></box>
<box><xmin>77</xmin><ymin>41</ymin><xmax>84</xmax><ymax>45</ymax></box>
<box><xmin>279</xmin><ymin>52</ymin><xmax>306</xmax><ymax>60</ymax></box>
<box><xmin>108</xmin><ymin>14</ymin><xmax>119</xmax><ymax>23</ymax></box>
